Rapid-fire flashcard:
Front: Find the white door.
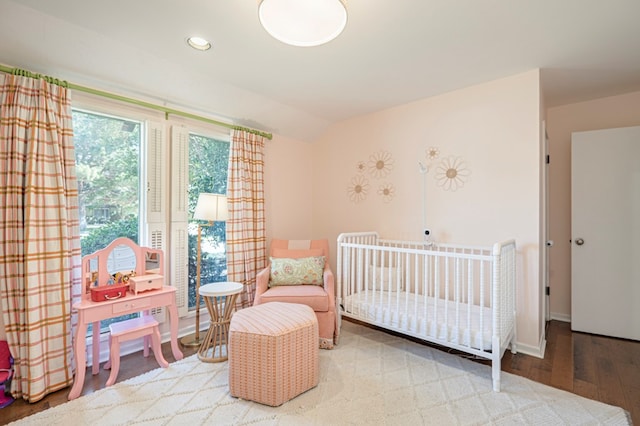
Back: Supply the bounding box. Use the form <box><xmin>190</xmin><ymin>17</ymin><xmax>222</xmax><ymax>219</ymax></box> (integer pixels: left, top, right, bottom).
<box><xmin>571</xmin><ymin>125</ymin><xmax>640</xmax><ymax>341</ymax></box>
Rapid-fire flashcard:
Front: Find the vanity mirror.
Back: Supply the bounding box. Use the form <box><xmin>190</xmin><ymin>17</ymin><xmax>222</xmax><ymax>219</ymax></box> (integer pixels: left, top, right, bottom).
<box><xmin>106</xmin><ymin>243</ymin><xmax>137</xmax><ymax>276</ymax></box>
<box><xmin>144</xmin><ymin>250</ymin><xmax>161</xmax><ymax>273</ymax></box>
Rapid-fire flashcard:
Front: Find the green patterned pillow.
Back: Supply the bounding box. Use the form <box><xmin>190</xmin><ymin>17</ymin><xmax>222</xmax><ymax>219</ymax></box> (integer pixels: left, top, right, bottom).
<box><xmin>269</xmin><ymin>256</ymin><xmax>325</xmax><ymax>286</ymax></box>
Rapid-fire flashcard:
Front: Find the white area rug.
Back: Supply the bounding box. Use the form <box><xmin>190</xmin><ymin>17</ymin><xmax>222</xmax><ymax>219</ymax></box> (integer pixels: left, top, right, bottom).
<box><xmin>11</xmin><ymin>321</ymin><xmax>630</xmax><ymax>425</ymax></box>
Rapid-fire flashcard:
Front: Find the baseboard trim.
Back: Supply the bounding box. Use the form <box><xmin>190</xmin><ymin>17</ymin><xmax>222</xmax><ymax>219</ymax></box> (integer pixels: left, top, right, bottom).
<box><xmin>550</xmin><ymin>312</ymin><xmax>571</xmax><ymax>323</ymax></box>
<box><xmin>515</xmin><ymin>336</ymin><xmax>546</xmax><ymax>359</ymax></box>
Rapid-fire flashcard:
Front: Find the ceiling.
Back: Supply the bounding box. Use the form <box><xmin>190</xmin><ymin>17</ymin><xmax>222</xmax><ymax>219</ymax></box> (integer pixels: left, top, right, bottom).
<box><xmin>2</xmin><ymin>0</ymin><xmax>640</xmax><ymax>141</ymax></box>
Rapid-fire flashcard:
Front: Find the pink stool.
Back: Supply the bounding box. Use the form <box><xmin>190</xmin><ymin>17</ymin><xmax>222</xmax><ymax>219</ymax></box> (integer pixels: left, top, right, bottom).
<box><xmin>104</xmin><ymin>315</ymin><xmax>168</xmax><ymax>386</ymax></box>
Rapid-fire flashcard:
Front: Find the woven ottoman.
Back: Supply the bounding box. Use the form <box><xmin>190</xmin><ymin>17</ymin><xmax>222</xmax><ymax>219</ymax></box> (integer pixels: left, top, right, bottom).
<box><xmin>228</xmin><ymin>302</ymin><xmax>319</xmax><ymax>406</ymax></box>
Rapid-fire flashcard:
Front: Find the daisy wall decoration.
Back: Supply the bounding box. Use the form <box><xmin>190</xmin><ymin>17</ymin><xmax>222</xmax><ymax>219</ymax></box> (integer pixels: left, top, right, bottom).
<box><xmin>435</xmin><ymin>156</ymin><xmax>471</xmax><ymax>191</ymax></box>
<box><xmin>377</xmin><ymin>183</ymin><xmax>395</xmax><ymax>203</ymax></box>
<box><xmin>426</xmin><ymin>146</ymin><xmax>440</xmax><ymax>162</ymax></box>
<box><xmin>368</xmin><ymin>151</ymin><xmax>394</xmax><ymax>179</ymax></box>
<box><xmin>347</xmin><ymin>175</ymin><xmax>369</xmax><ymax>203</ymax></box>
<box><xmin>355</xmin><ymin>161</ymin><xmax>366</xmax><ymax>173</ymax></box>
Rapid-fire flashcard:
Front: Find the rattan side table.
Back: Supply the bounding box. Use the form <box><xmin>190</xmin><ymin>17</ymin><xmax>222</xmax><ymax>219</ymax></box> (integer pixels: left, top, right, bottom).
<box><xmin>197</xmin><ymin>281</ymin><xmax>243</xmax><ymax>362</ymax></box>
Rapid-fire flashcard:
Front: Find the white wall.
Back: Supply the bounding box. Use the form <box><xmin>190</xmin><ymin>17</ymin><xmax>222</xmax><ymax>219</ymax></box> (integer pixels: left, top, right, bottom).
<box><xmin>313</xmin><ymin>70</ymin><xmax>545</xmax><ymax>354</ymax></box>
<box><xmin>546</xmin><ymin>90</ymin><xmax>640</xmax><ymax>321</ymax></box>
<box><xmin>263</xmin><ymin>133</ymin><xmax>315</xmax><ymax>240</ymax></box>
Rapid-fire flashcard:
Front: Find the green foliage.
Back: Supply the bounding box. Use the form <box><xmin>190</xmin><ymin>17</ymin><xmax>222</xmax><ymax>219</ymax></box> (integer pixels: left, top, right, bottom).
<box><xmin>186</xmin><ymin>227</ymin><xmax>228</xmax><ymax>308</ymax></box>
<box><xmin>75</xmin><ymin>110</ymin><xmax>140</xmax><ymax>255</ymax></box>
<box><xmin>73</xmin><ymin>110</ymin><xmax>140</xmax><ymax>231</ymax></box>
<box><xmin>188</xmin><ymin>134</ymin><xmax>229</xmax><ymax>207</ymax></box>
<box><xmin>80</xmin><ymin>216</ymin><xmax>139</xmax><ymax>256</ymax></box>
<box><xmin>186</xmin><ymin>134</ymin><xmax>230</xmax><ymax>308</ymax></box>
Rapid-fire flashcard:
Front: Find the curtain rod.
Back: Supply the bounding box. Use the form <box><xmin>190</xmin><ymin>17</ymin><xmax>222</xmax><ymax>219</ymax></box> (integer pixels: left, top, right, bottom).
<box><xmin>0</xmin><ymin>65</ymin><xmax>273</xmax><ymax>140</ymax></box>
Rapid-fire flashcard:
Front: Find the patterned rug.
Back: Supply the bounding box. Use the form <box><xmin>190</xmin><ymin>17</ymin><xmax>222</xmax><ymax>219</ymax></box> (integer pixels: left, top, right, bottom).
<box><xmin>10</xmin><ymin>321</ymin><xmax>630</xmax><ymax>425</ymax></box>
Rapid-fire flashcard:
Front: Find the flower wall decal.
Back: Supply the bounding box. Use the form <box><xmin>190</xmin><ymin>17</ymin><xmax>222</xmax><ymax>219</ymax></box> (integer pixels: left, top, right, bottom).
<box><xmin>426</xmin><ymin>147</ymin><xmax>440</xmax><ymax>161</ymax></box>
<box><xmin>435</xmin><ymin>156</ymin><xmax>470</xmax><ymax>191</ymax></box>
<box><xmin>356</xmin><ymin>161</ymin><xmax>366</xmax><ymax>173</ymax></box>
<box><xmin>347</xmin><ymin>175</ymin><xmax>369</xmax><ymax>203</ymax></box>
<box><xmin>377</xmin><ymin>183</ymin><xmax>395</xmax><ymax>203</ymax></box>
<box><xmin>419</xmin><ymin>146</ymin><xmax>441</xmax><ymax>174</ymax></box>
<box><xmin>368</xmin><ymin>151</ymin><xmax>394</xmax><ymax>179</ymax></box>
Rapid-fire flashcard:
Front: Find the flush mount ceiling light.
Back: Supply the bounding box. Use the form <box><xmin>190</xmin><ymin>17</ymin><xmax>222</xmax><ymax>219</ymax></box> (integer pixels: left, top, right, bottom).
<box><xmin>258</xmin><ymin>0</ymin><xmax>347</xmax><ymax>47</ymax></box>
<box><xmin>187</xmin><ymin>36</ymin><xmax>212</xmax><ymax>51</ymax></box>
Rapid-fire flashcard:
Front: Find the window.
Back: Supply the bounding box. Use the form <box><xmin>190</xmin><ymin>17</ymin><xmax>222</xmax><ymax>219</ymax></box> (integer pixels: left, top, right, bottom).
<box><xmin>73</xmin><ymin>93</ymin><xmax>231</xmax><ymax>322</ymax></box>
<box><xmin>74</xmin><ymin>109</ymin><xmax>141</xmax><ymax>250</ymax></box>
<box><xmin>73</xmin><ymin>108</ymin><xmax>143</xmax><ymax>332</ymax></box>
<box><xmin>187</xmin><ymin>133</ymin><xmax>230</xmax><ymax>309</ymax></box>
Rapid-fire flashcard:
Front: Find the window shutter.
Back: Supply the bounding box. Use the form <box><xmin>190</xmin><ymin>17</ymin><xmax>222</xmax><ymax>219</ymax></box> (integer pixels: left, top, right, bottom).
<box><xmin>147</xmin><ymin>122</ymin><xmax>165</xmax><ymax>224</ymax></box>
<box><xmin>170</xmin><ymin>125</ymin><xmax>190</xmax><ymax>317</ymax></box>
<box><xmin>171</xmin><ymin>125</ymin><xmax>189</xmax><ymax>222</ymax></box>
<box><xmin>171</xmin><ymin>226</ymin><xmax>189</xmax><ymax>317</ymax></box>
<box><xmin>146</xmin><ymin>121</ymin><xmax>168</xmax><ymax>323</ymax></box>
<box><xmin>148</xmin><ymin>223</ymin><xmax>166</xmax><ymax>323</ymax></box>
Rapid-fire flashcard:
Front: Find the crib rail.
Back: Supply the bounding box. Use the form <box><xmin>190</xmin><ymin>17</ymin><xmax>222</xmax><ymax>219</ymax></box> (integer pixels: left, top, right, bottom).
<box><xmin>337</xmin><ymin>232</ymin><xmax>516</xmax><ymax>358</ymax></box>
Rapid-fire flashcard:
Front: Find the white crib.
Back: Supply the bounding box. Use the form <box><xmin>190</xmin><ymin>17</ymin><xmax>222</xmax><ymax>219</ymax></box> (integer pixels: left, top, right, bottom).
<box><xmin>336</xmin><ymin>231</ymin><xmax>517</xmax><ymax>391</ymax></box>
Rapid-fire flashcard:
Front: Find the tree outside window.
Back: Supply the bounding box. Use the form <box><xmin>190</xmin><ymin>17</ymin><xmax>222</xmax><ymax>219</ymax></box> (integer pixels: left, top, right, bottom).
<box><xmin>187</xmin><ymin>133</ymin><xmax>230</xmax><ymax>309</ymax></box>
<box><xmin>73</xmin><ymin>109</ymin><xmax>142</xmax><ymax>332</ymax></box>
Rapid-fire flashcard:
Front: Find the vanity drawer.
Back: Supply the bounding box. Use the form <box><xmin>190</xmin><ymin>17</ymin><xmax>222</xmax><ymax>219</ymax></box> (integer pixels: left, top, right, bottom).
<box><xmin>112</xmin><ymin>297</ymin><xmax>151</xmax><ymax>314</ymax></box>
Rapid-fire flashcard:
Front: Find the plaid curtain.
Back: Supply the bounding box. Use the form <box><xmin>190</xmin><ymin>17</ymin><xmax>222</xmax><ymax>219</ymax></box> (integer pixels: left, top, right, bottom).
<box><xmin>0</xmin><ymin>73</ymin><xmax>82</xmax><ymax>402</ymax></box>
<box><xmin>226</xmin><ymin>129</ymin><xmax>267</xmax><ymax>309</ymax></box>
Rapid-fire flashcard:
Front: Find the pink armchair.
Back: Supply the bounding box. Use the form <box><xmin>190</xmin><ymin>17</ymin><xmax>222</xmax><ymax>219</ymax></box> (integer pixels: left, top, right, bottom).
<box><xmin>253</xmin><ymin>239</ymin><xmax>338</xmax><ymax>349</ymax></box>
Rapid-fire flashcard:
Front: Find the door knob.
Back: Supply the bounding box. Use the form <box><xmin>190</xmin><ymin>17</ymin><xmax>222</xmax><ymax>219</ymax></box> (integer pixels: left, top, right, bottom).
<box><xmin>575</xmin><ymin>238</ymin><xmax>585</xmax><ymax>246</ymax></box>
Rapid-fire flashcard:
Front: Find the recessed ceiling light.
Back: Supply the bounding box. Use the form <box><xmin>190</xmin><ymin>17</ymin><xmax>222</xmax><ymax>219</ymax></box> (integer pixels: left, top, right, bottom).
<box><xmin>187</xmin><ymin>36</ymin><xmax>212</xmax><ymax>51</ymax></box>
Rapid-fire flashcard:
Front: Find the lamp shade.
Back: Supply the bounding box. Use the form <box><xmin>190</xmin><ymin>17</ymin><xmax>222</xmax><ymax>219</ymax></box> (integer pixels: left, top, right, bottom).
<box><xmin>258</xmin><ymin>0</ymin><xmax>347</xmax><ymax>47</ymax></box>
<box><xmin>193</xmin><ymin>193</ymin><xmax>228</xmax><ymax>222</ymax></box>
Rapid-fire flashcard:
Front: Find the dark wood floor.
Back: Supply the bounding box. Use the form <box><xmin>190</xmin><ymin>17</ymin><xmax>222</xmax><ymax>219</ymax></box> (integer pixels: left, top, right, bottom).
<box><xmin>2</xmin><ymin>320</ymin><xmax>638</xmax><ymax>425</ymax></box>
<box><xmin>502</xmin><ymin>321</ymin><xmax>639</xmax><ymax>424</ymax></box>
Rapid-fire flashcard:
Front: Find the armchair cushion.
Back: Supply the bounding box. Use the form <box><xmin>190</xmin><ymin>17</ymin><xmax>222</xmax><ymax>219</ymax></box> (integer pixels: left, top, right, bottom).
<box><xmin>256</xmin><ymin>285</ymin><xmax>330</xmax><ymax>312</ymax></box>
<box><xmin>269</xmin><ymin>256</ymin><xmax>325</xmax><ymax>286</ymax></box>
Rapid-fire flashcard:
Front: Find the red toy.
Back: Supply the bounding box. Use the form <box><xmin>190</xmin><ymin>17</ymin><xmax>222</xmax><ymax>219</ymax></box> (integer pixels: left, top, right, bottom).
<box><xmin>90</xmin><ymin>283</ymin><xmax>129</xmax><ymax>302</ymax></box>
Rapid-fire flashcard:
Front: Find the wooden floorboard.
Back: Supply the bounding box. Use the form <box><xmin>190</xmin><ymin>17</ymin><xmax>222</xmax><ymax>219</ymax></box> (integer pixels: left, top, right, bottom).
<box><xmin>573</xmin><ymin>331</ymin><xmax>598</xmax><ymax>384</ymax></box>
<box><xmin>1</xmin><ymin>320</ymin><xmax>638</xmax><ymax>425</ymax></box>
<box><xmin>573</xmin><ymin>378</ymin><xmax>599</xmax><ymax>401</ymax></box>
<box><xmin>596</xmin><ymin>356</ymin><xmax>627</xmax><ymax>408</ymax></box>
<box><xmin>550</xmin><ymin>331</ymin><xmax>573</xmax><ymax>391</ymax></box>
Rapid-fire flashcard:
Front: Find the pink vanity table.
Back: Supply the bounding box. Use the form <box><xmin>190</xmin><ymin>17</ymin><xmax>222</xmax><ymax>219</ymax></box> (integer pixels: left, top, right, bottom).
<box><xmin>68</xmin><ymin>238</ymin><xmax>183</xmax><ymax>400</ymax></box>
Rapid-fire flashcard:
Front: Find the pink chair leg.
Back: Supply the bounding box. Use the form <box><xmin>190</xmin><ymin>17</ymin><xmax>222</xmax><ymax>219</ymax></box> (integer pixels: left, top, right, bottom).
<box><xmin>143</xmin><ymin>335</ymin><xmax>150</xmax><ymax>358</ymax></box>
<box><xmin>106</xmin><ymin>338</ymin><xmax>120</xmax><ymax>386</ymax></box>
<box><xmin>151</xmin><ymin>327</ymin><xmax>169</xmax><ymax>368</ymax></box>
<box><xmin>104</xmin><ymin>334</ymin><xmax>113</xmax><ymax>370</ymax></box>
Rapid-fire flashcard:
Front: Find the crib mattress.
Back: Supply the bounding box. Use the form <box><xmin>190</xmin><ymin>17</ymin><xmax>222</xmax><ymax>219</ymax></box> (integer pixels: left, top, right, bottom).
<box><xmin>343</xmin><ymin>291</ymin><xmax>494</xmax><ymax>351</ymax></box>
